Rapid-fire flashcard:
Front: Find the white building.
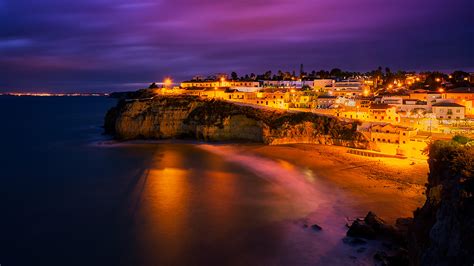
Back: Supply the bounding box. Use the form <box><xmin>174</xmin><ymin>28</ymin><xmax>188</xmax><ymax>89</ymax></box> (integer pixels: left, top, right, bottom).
<box><xmin>432</xmin><ymin>102</ymin><xmax>465</xmax><ymax>120</ymax></box>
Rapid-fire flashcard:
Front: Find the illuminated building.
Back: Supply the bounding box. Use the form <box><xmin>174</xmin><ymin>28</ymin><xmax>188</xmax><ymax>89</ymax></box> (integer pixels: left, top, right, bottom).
<box><xmin>432</xmin><ymin>102</ymin><xmax>465</xmax><ymax>120</ymax></box>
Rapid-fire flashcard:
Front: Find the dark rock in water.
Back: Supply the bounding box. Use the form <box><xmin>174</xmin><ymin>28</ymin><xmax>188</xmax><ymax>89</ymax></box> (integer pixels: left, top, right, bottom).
<box><xmin>365</xmin><ymin>211</ymin><xmax>385</xmax><ymax>229</ymax></box>
<box><xmin>346</xmin><ymin>219</ymin><xmax>377</xmax><ymax>239</ymax></box>
<box><xmin>347</xmin><ymin>212</ymin><xmax>403</xmax><ymax>242</ymax></box>
<box><xmin>311</xmin><ymin>224</ymin><xmax>322</xmax><ymax>231</ymax></box>
<box><xmin>395</xmin><ymin>217</ymin><xmax>412</xmax><ymax>230</ymax></box>
<box><xmin>343</xmin><ymin>237</ymin><xmax>367</xmax><ymax>246</ymax></box>
<box><xmin>374</xmin><ymin>251</ymin><xmax>388</xmax><ymax>262</ymax></box>
<box><xmin>356</xmin><ymin>247</ymin><xmax>366</xmax><ymax>253</ymax></box>
<box><xmin>388</xmin><ymin>248</ymin><xmax>410</xmax><ymax>266</ymax></box>
<box><xmin>374</xmin><ymin>249</ymin><xmax>410</xmax><ymax>266</ymax></box>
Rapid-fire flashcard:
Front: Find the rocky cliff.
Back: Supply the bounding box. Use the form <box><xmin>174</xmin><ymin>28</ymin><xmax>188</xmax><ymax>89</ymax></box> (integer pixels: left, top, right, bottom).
<box><xmin>104</xmin><ymin>95</ymin><xmax>368</xmax><ymax>148</ymax></box>
<box><xmin>408</xmin><ymin>141</ymin><xmax>474</xmax><ymax>266</ymax></box>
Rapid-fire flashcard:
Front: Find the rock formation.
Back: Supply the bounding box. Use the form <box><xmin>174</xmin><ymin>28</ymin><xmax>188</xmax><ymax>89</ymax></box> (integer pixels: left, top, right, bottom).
<box><xmin>408</xmin><ymin>141</ymin><xmax>474</xmax><ymax>266</ymax></box>
<box><xmin>104</xmin><ymin>94</ymin><xmax>369</xmax><ymax>148</ymax></box>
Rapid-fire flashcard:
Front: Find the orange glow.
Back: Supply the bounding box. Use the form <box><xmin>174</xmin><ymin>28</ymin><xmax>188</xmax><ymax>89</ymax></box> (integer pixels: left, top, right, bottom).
<box><xmin>435</xmin><ymin>78</ymin><xmax>441</xmax><ymax>82</ymax></box>
<box><xmin>438</xmin><ymin>88</ymin><xmax>444</xmax><ymax>93</ymax></box>
<box><xmin>164</xmin><ymin>78</ymin><xmax>172</xmax><ymax>86</ymax></box>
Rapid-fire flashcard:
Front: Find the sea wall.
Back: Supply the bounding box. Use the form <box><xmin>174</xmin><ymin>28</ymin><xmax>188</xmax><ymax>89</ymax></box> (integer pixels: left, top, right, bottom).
<box><xmin>104</xmin><ymin>95</ymin><xmax>369</xmax><ymax>148</ymax></box>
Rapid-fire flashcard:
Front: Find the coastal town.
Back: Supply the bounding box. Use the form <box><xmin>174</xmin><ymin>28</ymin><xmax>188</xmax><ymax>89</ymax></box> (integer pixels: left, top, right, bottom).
<box><xmin>144</xmin><ymin>68</ymin><xmax>474</xmax><ymax>158</ymax></box>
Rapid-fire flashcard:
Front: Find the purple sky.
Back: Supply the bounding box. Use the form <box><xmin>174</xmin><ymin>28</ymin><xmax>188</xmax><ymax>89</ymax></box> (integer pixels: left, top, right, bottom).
<box><xmin>1</xmin><ymin>0</ymin><xmax>473</xmax><ymax>92</ymax></box>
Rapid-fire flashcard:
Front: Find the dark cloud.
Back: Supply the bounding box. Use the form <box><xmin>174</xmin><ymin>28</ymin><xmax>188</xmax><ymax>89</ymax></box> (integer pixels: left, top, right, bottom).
<box><xmin>0</xmin><ymin>0</ymin><xmax>472</xmax><ymax>92</ymax></box>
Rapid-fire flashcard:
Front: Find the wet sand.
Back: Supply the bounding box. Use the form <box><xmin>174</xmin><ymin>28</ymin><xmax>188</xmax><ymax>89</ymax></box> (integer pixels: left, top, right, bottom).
<box><xmin>235</xmin><ymin>144</ymin><xmax>428</xmax><ymax>223</ymax></box>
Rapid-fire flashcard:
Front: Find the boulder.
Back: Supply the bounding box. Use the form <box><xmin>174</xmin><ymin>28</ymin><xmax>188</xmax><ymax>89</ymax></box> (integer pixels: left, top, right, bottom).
<box><xmin>346</xmin><ymin>218</ymin><xmax>377</xmax><ymax>239</ymax></box>
<box><xmin>311</xmin><ymin>224</ymin><xmax>322</xmax><ymax>231</ymax></box>
<box><xmin>342</xmin><ymin>237</ymin><xmax>367</xmax><ymax>246</ymax></box>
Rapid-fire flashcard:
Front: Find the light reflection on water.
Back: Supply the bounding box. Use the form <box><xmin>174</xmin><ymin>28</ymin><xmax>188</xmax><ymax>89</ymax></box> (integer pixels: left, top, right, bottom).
<box><xmin>120</xmin><ymin>143</ymin><xmax>376</xmax><ymax>265</ymax></box>
<box><xmin>0</xmin><ymin>97</ymin><xmax>383</xmax><ymax>265</ymax></box>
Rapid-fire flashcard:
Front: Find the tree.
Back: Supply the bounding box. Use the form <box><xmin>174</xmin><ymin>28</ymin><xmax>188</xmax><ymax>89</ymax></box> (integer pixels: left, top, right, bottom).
<box><xmin>316</xmin><ymin>70</ymin><xmax>329</xmax><ymax>78</ymax></box>
<box><xmin>452</xmin><ymin>135</ymin><xmax>471</xmax><ymax>144</ymax></box>
<box><xmin>264</xmin><ymin>70</ymin><xmax>272</xmax><ymax>80</ymax></box>
<box><xmin>277</xmin><ymin>70</ymin><xmax>284</xmax><ymax>80</ymax></box>
<box><xmin>330</xmin><ymin>68</ymin><xmax>342</xmax><ymax>77</ymax></box>
<box><xmin>231</xmin><ymin>72</ymin><xmax>239</xmax><ymax>81</ymax></box>
<box><xmin>148</xmin><ymin>82</ymin><xmax>158</xmax><ymax>89</ymax></box>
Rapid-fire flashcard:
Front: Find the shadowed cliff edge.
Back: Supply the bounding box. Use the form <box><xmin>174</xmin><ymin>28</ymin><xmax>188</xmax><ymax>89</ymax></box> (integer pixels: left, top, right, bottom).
<box><xmin>104</xmin><ymin>94</ymin><xmax>368</xmax><ymax>148</ymax></box>
<box><xmin>344</xmin><ymin>141</ymin><xmax>474</xmax><ymax>266</ymax></box>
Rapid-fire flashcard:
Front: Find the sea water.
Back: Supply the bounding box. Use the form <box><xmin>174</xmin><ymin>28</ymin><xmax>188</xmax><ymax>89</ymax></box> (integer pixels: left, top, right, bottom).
<box><xmin>0</xmin><ymin>96</ymin><xmax>378</xmax><ymax>265</ymax></box>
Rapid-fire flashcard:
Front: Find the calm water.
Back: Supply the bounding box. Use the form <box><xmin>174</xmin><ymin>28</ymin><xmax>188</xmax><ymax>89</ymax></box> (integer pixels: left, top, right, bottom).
<box><xmin>0</xmin><ymin>96</ymin><xmax>375</xmax><ymax>266</ymax></box>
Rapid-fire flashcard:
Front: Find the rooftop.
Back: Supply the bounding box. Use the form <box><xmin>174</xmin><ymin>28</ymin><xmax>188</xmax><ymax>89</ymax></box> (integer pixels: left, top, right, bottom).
<box><xmin>446</xmin><ymin>87</ymin><xmax>474</xmax><ymax>93</ymax></box>
<box><xmin>432</xmin><ymin>102</ymin><xmax>465</xmax><ymax>107</ymax></box>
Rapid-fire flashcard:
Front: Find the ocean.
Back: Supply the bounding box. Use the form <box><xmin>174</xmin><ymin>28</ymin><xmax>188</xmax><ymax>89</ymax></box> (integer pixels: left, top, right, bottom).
<box><xmin>0</xmin><ymin>96</ymin><xmax>377</xmax><ymax>265</ymax></box>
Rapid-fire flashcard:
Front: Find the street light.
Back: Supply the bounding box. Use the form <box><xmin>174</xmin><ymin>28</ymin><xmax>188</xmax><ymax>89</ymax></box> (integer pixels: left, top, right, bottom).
<box><xmin>164</xmin><ymin>78</ymin><xmax>172</xmax><ymax>88</ymax></box>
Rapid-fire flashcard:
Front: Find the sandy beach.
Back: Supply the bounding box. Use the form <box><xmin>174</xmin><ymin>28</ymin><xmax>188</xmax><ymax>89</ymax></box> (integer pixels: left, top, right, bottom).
<box><xmin>236</xmin><ymin>144</ymin><xmax>428</xmax><ymax>223</ymax></box>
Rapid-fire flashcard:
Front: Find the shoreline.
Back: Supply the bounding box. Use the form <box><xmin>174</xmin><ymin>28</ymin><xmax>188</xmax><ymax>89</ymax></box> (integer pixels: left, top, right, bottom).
<box><xmin>233</xmin><ymin>143</ymin><xmax>428</xmax><ymax>223</ymax></box>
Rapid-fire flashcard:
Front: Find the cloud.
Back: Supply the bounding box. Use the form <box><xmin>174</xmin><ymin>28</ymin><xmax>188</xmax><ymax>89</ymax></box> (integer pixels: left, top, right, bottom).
<box><xmin>0</xmin><ymin>0</ymin><xmax>472</xmax><ymax>91</ymax></box>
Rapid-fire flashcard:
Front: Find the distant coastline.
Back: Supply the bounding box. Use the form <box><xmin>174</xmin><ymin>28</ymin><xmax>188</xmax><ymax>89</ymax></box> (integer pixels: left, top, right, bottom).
<box><xmin>0</xmin><ymin>92</ymin><xmax>109</xmax><ymax>97</ymax></box>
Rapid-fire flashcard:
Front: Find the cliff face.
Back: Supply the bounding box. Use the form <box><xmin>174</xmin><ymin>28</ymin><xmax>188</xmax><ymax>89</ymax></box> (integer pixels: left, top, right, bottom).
<box><xmin>409</xmin><ymin>141</ymin><xmax>474</xmax><ymax>266</ymax></box>
<box><xmin>104</xmin><ymin>95</ymin><xmax>368</xmax><ymax>148</ymax></box>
